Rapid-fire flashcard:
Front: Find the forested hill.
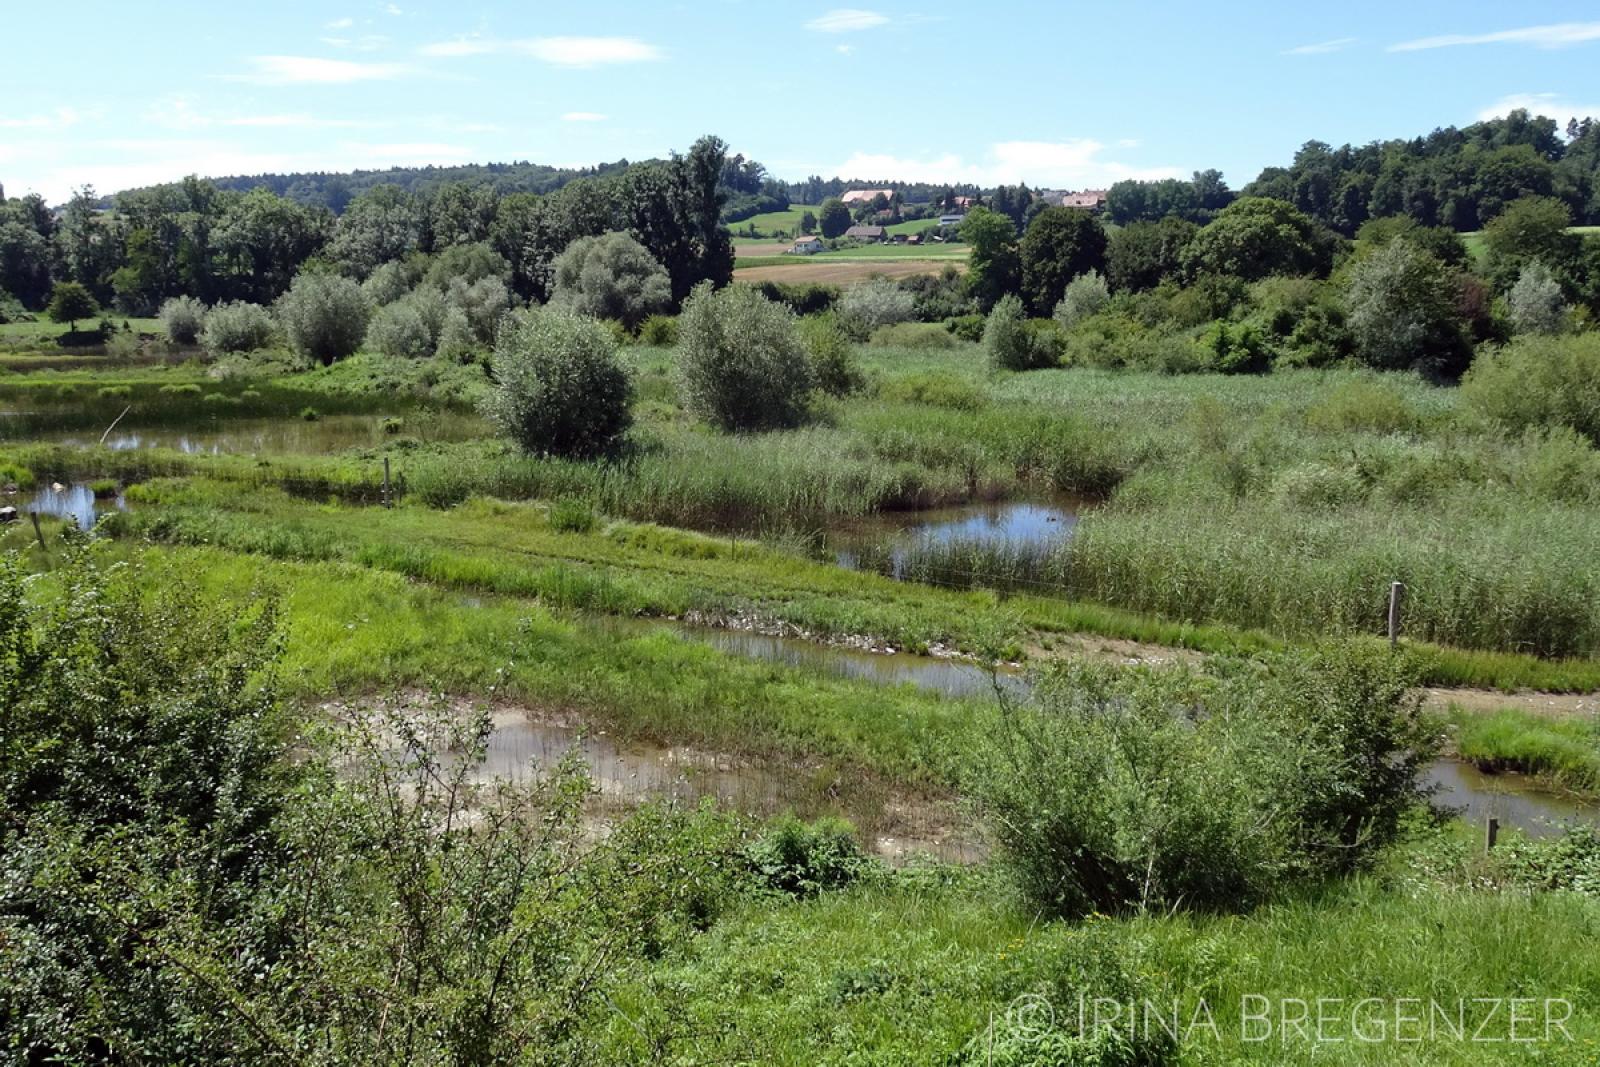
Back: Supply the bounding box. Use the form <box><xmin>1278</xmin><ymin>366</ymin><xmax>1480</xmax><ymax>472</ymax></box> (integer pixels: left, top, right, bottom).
<box><xmin>1105</xmin><ymin>110</ymin><xmax>1600</xmax><ymax>235</ymax></box>
<box><xmin>122</xmin><ymin>159</ymin><xmax>640</xmax><ymax>214</ymax></box>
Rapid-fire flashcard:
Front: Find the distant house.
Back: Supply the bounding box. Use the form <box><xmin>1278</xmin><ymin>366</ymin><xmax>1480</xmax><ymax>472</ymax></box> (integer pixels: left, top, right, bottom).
<box><xmin>1061</xmin><ymin>189</ymin><xmax>1109</xmax><ymax>212</ymax></box>
<box><xmin>841</xmin><ymin>189</ymin><xmax>895</xmax><ymax>205</ymax></box>
<box><xmin>938</xmin><ymin>214</ymin><xmax>965</xmax><ymax>227</ymax></box>
<box><xmin>843</xmin><ymin>225</ymin><xmax>887</xmax><ymax>242</ymax></box>
<box><xmin>906</xmin><ymin>233</ymin><xmax>924</xmax><ymax>245</ymax></box>
<box><xmin>952</xmin><ymin>196</ymin><xmax>977</xmax><ymax>210</ymax></box>
<box><xmin>790</xmin><ymin>235</ymin><xmax>825</xmax><ymax>255</ymax></box>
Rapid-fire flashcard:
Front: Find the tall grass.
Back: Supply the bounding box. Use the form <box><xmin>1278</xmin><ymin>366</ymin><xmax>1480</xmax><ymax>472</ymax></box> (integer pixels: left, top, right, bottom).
<box><xmin>880</xmin><ymin>497</ymin><xmax>1600</xmax><ymax>659</ymax></box>
<box><xmin>1453</xmin><ymin>708</ymin><xmax>1600</xmax><ymax>796</ymax></box>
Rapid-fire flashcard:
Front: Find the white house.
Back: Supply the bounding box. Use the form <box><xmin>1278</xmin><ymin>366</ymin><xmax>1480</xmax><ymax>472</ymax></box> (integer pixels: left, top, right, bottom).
<box><xmin>790</xmin><ymin>235</ymin><xmax>825</xmax><ymax>255</ymax></box>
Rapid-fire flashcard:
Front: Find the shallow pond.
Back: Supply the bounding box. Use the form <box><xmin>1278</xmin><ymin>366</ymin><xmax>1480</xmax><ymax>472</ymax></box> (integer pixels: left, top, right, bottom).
<box><xmin>20</xmin><ymin>482</ymin><xmax>127</xmax><ymax>529</ymax></box>
<box><xmin>625</xmin><ymin>618</ymin><xmax>1600</xmax><ymax>840</ymax></box>
<box><xmin>475</xmin><ymin>708</ymin><xmax>982</xmax><ymax>863</ymax></box>
<box><xmin>1425</xmin><ymin>760</ymin><xmax>1598</xmax><ymax>839</ymax></box>
<box><xmin>40</xmin><ymin>412</ymin><xmax>487</xmax><ymax>456</ymax></box>
<box><xmin>831</xmin><ymin>499</ymin><xmax>1080</xmax><ymax>574</ymax></box>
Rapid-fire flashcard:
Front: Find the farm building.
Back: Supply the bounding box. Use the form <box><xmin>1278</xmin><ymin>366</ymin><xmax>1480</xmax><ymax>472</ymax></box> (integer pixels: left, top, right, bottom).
<box><xmin>843</xmin><ymin>225</ymin><xmax>887</xmax><ymax>242</ymax></box>
<box><xmin>789</xmin><ymin>235</ymin><xmax>825</xmax><ymax>255</ymax></box>
<box><xmin>1061</xmin><ymin>189</ymin><xmax>1109</xmax><ymax>211</ymax></box>
<box><xmin>841</xmin><ymin>189</ymin><xmax>895</xmax><ymax>205</ymax></box>
<box><xmin>938</xmin><ymin>214</ymin><xmax>965</xmax><ymax>227</ymax></box>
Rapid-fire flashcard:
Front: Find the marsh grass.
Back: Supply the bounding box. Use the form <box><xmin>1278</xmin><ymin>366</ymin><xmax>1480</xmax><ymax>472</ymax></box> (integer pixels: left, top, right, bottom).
<box><xmin>1452</xmin><ymin>708</ymin><xmax>1600</xmax><ymax>797</ymax></box>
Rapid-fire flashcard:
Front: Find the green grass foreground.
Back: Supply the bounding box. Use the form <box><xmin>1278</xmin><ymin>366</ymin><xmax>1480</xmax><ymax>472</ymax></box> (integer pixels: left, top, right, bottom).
<box><xmin>594</xmin><ymin>866</ymin><xmax>1600</xmax><ymax>1065</ymax></box>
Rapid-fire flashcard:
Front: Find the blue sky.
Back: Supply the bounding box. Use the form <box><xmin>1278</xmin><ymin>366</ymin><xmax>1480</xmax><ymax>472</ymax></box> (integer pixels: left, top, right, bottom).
<box><xmin>3</xmin><ymin>1</ymin><xmax>1599</xmax><ymax>204</ymax></box>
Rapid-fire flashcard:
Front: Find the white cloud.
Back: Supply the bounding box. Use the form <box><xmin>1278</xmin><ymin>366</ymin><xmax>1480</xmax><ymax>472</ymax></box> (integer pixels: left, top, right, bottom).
<box><xmin>384</xmin><ymin>4</ymin><xmax>403</xmax><ymax>15</ymax></box>
<box><xmin>835</xmin><ymin>44</ymin><xmax>855</xmax><ymax>55</ymax></box>
<box><xmin>806</xmin><ymin>9</ymin><xmax>889</xmax><ymax>32</ymax></box>
<box><xmin>326</xmin><ymin>17</ymin><xmax>354</xmax><ymax>29</ymax></box>
<box><xmin>321</xmin><ymin>35</ymin><xmax>390</xmax><ymax>52</ymax></box>
<box><xmin>561</xmin><ymin>111</ymin><xmax>608</xmax><ymax>122</ymax></box>
<box><xmin>1478</xmin><ymin>93</ymin><xmax>1600</xmax><ymax>122</ymax></box>
<box><xmin>1283</xmin><ymin>37</ymin><xmax>1357</xmax><ymax>55</ymax></box>
<box><xmin>234</xmin><ymin>55</ymin><xmax>411</xmax><ymax>84</ymax></box>
<box><xmin>0</xmin><ymin>107</ymin><xmax>83</xmax><ymax>131</ymax></box>
<box><xmin>148</xmin><ymin>97</ymin><xmax>382</xmax><ymax>130</ymax></box>
<box><xmin>421</xmin><ymin>35</ymin><xmax>662</xmax><ymax>67</ymax></box>
<box><xmin>823</xmin><ymin>141</ymin><xmax>1180</xmax><ymax>189</ymax></box>
<box><xmin>1390</xmin><ymin>21</ymin><xmax>1600</xmax><ymax>52</ymax></box>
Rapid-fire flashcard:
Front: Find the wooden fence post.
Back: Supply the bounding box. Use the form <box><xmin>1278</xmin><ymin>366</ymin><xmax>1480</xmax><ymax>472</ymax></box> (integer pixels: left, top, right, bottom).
<box><xmin>1486</xmin><ymin>817</ymin><xmax>1500</xmax><ymax>851</ymax></box>
<box><xmin>29</xmin><ymin>511</ymin><xmax>46</xmax><ymax>553</ymax></box>
<box><xmin>383</xmin><ymin>458</ymin><xmax>392</xmax><ymax>509</ymax></box>
<box><xmin>1388</xmin><ymin>581</ymin><xmax>1405</xmax><ymax>649</ymax></box>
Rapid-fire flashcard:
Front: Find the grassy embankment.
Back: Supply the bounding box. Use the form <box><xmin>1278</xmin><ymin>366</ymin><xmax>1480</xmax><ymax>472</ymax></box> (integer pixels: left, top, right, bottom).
<box><xmin>7</xmin><ymin>345</ymin><xmax>1600</xmax><ymax>690</ymax></box>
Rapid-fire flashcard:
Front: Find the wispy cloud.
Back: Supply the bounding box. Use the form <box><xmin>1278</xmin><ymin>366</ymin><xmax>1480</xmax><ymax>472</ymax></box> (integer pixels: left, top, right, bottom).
<box><xmin>147</xmin><ymin>97</ymin><xmax>381</xmax><ymax>131</ymax></box>
<box><xmin>420</xmin><ymin>35</ymin><xmax>662</xmax><ymax>67</ymax></box>
<box><xmin>233</xmin><ymin>55</ymin><xmax>412</xmax><ymax>84</ymax></box>
<box><xmin>326</xmin><ymin>17</ymin><xmax>354</xmax><ymax>29</ymax></box>
<box><xmin>561</xmin><ymin>111</ymin><xmax>608</xmax><ymax>122</ymax></box>
<box><xmin>823</xmin><ymin>140</ymin><xmax>1179</xmax><ymax>189</ymax></box>
<box><xmin>1283</xmin><ymin>37</ymin><xmax>1357</xmax><ymax>55</ymax></box>
<box><xmin>321</xmin><ymin>35</ymin><xmax>391</xmax><ymax>52</ymax></box>
<box><xmin>0</xmin><ymin>107</ymin><xmax>83</xmax><ymax>130</ymax></box>
<box><xmin>1390</xmin><ymin>21</ymin><xmax>1600</xmax><ymax>52</ymax></box>
<box><xmin>806</xmin><ymin>9</ymin><xmax>889</xmax><ymax>33</ymax></box>
<box><xmin>1478</xmin><ymin>92</ymin><xmax>1600</xmax><ymax>122</ymax></box>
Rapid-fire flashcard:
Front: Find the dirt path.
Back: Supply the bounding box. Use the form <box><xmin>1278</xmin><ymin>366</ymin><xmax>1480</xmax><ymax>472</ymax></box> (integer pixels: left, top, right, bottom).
<box><xmin>1420</xmin><ymin>687</ymin><xmax>1599</xmax><ymax>718</ymax></box>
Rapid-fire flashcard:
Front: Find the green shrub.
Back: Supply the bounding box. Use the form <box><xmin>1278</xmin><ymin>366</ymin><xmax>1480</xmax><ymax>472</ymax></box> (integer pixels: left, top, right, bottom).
<box><xmin>945</xmin><ymin>314</ymin><xmax>985</xmax><ymax>343</ymax></box>
<box><xmin>158</xmin><ymin>383</ymin><xmax>204</xmax><ymax>397</ymax></box>
<box><xmin>870</xmin><ymin>322</ymin><xmax>958</xmax><ymax>349</ymax></box>
<box><xmin>1305</xmin><ymin>376</ymin><xmax>1419</xmax><ymax>435</ymax></box>
<box><xmin>366</xmin><ymin>296</ymin><xmax>439</xmax><ymax>359</ymax></box>
<box><xmin>96</xmin><ymin>385</ymin><xmax>132</xmax><ymax>400</ymax></box>
<box><xmin>1462</xmin><ymin>333</ymin><xmax>1600</xmax><ymax>445</ymax></box>
<box><xmin>1495</xmin><ymin>827</ymin><xmax>1600</xmax><ymax>896</ymax></box>
<box><xmin>838</xmin><ymin>278</ymin><xmax>917</xmax><ymax>338</ymax></box>
<box><xmin>549</xmin><ymin>497</ymin><xmax>599</xmax><ymax>534</ymax></box>
<box><xmin>482</xmin><ymin>306</ymin><xmax>633</xmax><ymax>458</ymax></box>
<box><xmin>983</xmin><ymin>295</ymin><xmax>1036</xmax><ymax>371</ymax></box>
<box><xmin>104</xmin><ymin>330</ymin><xmax>141</xmax><ymax>359</ymax></box>
<box><xmin>0</xmin><ymin>462</ymin><xmax>35</xmax><ymax>490</ymax></box>
<box><xmin>1199</xmin><ymin>320</ymin><xmax>1271</xmax><ymax>374</ymax></box>
<box><xmin>300</xmin><ymin>406</ymin><xmax>320</xmax><ymax>422</ymax></box>
<box><xmin>751</xmin><ymin>280</ymin><xmax>839</xmax><ymax>316</ymax></box>
<box><xmin>800</xmin><ymin>313</ymin><xmax>864</xmax><ymax>397</ymax></box>
<box><xmin>971</xmin><ymin>648</ymin><xmax>1434</xmax><ymax>917</ymax></box>
<box><xmin>678</xmin><ymin>283</ymin><xmax>816</xmax><ymax>431</ymax></box>
<box><xmin>276</xmin><ymin>271</ymin><xmax>372</xmax><ymax>365</ymax></box>
<box><xmin>743</xmin><ymin>815</ymin><xmax>868</xmax><ymax>898</ymax></box>
<box><xmin>1053</xmin><ymin>269</ymin><xmax>1110</xmax><ymax>328</ymax></box>
<box><xmin>158</xmin><ymin>296</ymin><xmax>207</xmax><ymax>345</ymax></box>
<box><xmin>638</xmin><ymin>314</ymin><xmax>679</xmax><ymax>347</ymax></box>
<box><xmin>1507</xmin><ymin>261</ymin><xmax>1569</xmax><ymax>336</ymax></box>
<box><xmin>1344</xmin><ymin>239</ymin><xmax>1472</xmax><ymax>376</ymax></box>
<box><xmin>877</xmin><ymin>372</ymin><xmax>987</xmax><ymax>412</ymax></box>
<box><xmin>201</xmin><ymin>301</ymin><xmax>277</xmax><ymax>355</ymax></box>
<box><xmin>551</xmin><ymin>232</ymin><xmax>671</xmax><ymax>331</ymax></box>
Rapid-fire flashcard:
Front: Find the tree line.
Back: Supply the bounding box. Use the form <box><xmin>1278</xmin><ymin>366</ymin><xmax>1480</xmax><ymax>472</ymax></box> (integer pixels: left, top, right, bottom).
<box><xmin>0</xmin><ymin>137</ymin><xmax>736</xmax><ymax>320</ymax></box>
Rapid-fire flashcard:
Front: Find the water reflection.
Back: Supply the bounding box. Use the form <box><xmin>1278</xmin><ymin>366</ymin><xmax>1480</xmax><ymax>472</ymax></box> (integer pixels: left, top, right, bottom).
<box><xmin>23</xmin><ymin>483</ymin><xmax>126</xmax><ymax>528</ymax></box>
<box><xmin>41</xmin><ymin>413</ymin><xmax>487</xmax><ymax>456</ymax></box>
